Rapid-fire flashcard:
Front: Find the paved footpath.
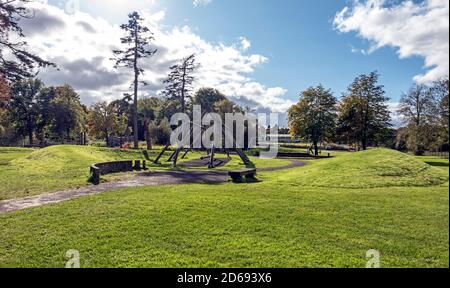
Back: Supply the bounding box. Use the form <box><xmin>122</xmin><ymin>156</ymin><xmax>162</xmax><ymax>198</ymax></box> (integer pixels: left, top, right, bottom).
<box><xmin>0</xmin><ymin>160</ymin><xmax>305</xmax><ymax>214</ymax></box>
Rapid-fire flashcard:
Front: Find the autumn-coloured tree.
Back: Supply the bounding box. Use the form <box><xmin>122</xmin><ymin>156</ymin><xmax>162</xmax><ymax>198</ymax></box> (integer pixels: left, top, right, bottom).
<box><xmin>0</xmin><ymin>73</ymin><xmax>10</xmax><ymax>108</ymax></box>
<box><xmin>88</xmin><ymin>102</ymin><xmax>127</xmax><ymax>144</ymax></box>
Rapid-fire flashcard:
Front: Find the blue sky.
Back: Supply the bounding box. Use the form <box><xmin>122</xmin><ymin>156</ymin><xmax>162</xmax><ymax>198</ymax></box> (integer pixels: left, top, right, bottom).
<box><xmin>33</xmin><ymin>0</ymin><xmax>448</xmax><ymax>116</ymax></box>
<box><xmin>179</xmin><ymin>0</ymin><xmax>425</xmax><ymax>101</ymax></box>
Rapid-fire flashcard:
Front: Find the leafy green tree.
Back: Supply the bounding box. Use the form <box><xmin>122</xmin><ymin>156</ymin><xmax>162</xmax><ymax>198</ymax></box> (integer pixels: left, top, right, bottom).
<box><xmin>9</xmin><ymin>78</ymin><xmax>46</xmax><ymax>145</ymax></box>
<box><xmin>155</xmin><ymin>117</ymin><xmax>172</xmax><ymax>145</ymax></box>
<box><xmin>88</xmin><ymin>102</ymin><xmax>127</xmax><ymax>144</ymax></box>
<box><xmin>338</xmin><ymin>72</ymin><xmax>391</xmax><ymax>150</ymax></box>
<box><xmin>163</xmin><ymin>54</ymin><xmax>196</xmax><ymax>113</ymax></box>
<box><xmin>397</xmin><ymin>85</ymin><xmax>436</xmax><ymax>155</ymax></box>
<box><xmin>193</xmin><ymin>88</ymin><xmax>227</xmax><ymax>113</ymax></box>
<box><xmin>288</xmin><ymin>85</ymin><xmax>337</xmax><ymax>155</ymax></box>
<box><xmin>113</xmin><ymin>12</ymin><xmax>157</xmax><ymax>149</ymax></box>
<box><xmin>50</xmin><ymin>85</ymin><xmax>86</xmax><ymax>143</ymax></box>
<box><xmin>0</xmin><ymin>0</ymin><xmax>55</xmax><ymax>81</ymax></box>
<box><xmin>138</xmin><ymin>97</ymin><xmax>163</xmax><ymax>149</ymax></box>
<box><xmin>158</xmin><ymin>99</ymin><xmax>181</xmax><ymax>123</ymax></box>
<box><xmin>35</xmin><ymin>86</ymin><xmax>56</xmax><ymax>144</ymax></box>
<box><xmin>431</xmin><ymin>77</ymin><xmax>449</xmax><ymax>147</ymax></box>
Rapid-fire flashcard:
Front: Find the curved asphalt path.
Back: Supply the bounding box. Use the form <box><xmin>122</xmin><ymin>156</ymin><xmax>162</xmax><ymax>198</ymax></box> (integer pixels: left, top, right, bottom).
<box><xmin>0</xmin><ymin>160</ymin><xmax>306</xmax><ymax>213</ymax></box>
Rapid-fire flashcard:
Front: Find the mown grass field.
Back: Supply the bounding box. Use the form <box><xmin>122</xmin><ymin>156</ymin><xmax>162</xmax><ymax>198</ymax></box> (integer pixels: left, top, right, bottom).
<box><xmin>0</xmin><ymin>145</ymin><xmax>290</xmax><ymax>200</ymax></box>
<box><xmin>0</xmin><ymin>146</ymin><xmax>448</xmax><ymax>268</ymax></box>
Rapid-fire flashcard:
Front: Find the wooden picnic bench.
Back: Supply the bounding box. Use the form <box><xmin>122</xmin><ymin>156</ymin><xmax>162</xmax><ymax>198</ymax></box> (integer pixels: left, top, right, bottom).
<box><xmin>228</xmin><ymin>168</ymin><xmax>257</xmax><ymax>182</ymax></box>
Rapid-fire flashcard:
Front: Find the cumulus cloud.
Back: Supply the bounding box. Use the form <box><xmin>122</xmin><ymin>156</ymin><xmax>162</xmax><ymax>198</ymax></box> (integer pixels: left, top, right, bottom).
<box><xmin>334</xmin><ymin>0</ymin><xmax>449</xmax><ymax>84</ymax></box>
<box><xmin>19</xmin><ymin>2</ymin><xmax>292</xmax><ymax>112</ymax></box>
<box><xmin>193</xmin><ymin>0</ymin><xmax>212</xmax><ymax>7</ymax></box>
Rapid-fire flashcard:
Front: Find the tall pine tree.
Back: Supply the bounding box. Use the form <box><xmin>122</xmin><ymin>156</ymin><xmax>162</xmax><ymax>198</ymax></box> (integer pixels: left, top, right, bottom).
<box><xmin>113</xmin><ymin>12</ymin><xmax>157</xmax><ymax>149</ymax></box>
<box><xmin>163</xmin><ymin>54</ymin><xmax>196</xmax><ymax>113</ymax></box>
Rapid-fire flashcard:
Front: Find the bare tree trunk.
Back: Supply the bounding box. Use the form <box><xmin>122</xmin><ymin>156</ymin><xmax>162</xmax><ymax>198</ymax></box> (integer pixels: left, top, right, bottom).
<box><xmin>313</xmin><ymin>141</ymin><xmax>319</xmax><ymax>156</ymax></box>
<box><xmin>362</xmin><ymin>137</ymin><xmax>367</xmax><ymax>151</ymax></box>
<box><xmin>145</xmin><ymin>118</ymin><xmax>152</xmax><ymax>150</ymax></box>
<box><xmin>28</xmin><ymin>130</ymin><xmax>33</xmax><ymax>146</ymax></box>
<box><xmin>133</xmin><ymin>28</ymin><xmax>139</xmax><ymax>150</ymax></box>
<box><xmin>181</xmin><ymin>63</ymin><xmax>186</xmax><ymax>113</ymax></box>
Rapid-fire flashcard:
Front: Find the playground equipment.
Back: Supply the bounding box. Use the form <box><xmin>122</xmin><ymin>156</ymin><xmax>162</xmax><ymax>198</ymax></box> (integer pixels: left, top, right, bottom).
<box><xmin>153</xmin><ymin>145</ymin><xmax>252</xmax><ymax>169</ymax></box>
<box><xmin>153</xmin><ymin>119</ymin><xmax>253</xmax><ymax>169</ymax></box>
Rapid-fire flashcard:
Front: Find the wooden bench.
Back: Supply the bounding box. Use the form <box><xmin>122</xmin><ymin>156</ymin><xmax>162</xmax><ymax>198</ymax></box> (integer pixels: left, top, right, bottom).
<box><xmin>90</xmin><ymin>160</ymin><xmax>146</xmax><ymax>185</ymax></box>
<box><xmin>228</xmin><ymin>169</ymin><xmax>257</xmax><ymax>182</ymax></box>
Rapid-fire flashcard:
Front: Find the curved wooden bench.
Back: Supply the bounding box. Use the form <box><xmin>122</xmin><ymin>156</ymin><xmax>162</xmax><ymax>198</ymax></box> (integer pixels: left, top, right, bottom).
<box><xmin>90</xmin><ymin>160</ymin><xmax>147</xmax><ymax>185</ymax></box>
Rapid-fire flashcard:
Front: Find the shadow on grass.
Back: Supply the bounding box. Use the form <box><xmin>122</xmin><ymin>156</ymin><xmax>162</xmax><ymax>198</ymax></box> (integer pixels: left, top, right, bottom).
<box><xmin>426</xmin><ymin>161</ymin><xmax>449</xmax><ymax>168</ymax></box>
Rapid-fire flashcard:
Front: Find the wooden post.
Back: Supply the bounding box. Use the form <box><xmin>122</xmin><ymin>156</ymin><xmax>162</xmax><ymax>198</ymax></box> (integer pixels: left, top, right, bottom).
<box><xmin>134</xmin><ymin>160</ymin><xmax>141</xmax><ymax>170</ymax></box>
<box><xmin>181</xmin><ymin>148</ymin><xmax>190</xmax><ymax>159</ymax></box>
<box><xmin>168</xmin><ymin>150</ymin><xmax>177</xmax><ymax>162</ymax></box>
<box><xmin>172</xmin><ymin>147</ymin><xmax>183</xmax><ymax>167</ymax></box>
<box><xmin>209</xmin><ymin>147</ymin><xmax>216</xmax><ymax>169</ymax></box>
<box><xmin>154</xmin><ymin>144</ymin><xmax>169</xmax><ymax>164</ymax></box>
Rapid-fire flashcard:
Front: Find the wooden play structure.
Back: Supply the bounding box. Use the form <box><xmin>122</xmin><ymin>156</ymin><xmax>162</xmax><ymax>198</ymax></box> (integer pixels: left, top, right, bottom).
<box><xmin>153</xmin><ymin>120</ymin><xmax>253</xmax><ymax>169</ymax></box>
<box><xmin>153</xmin><ymin>144</ymin><xmax>252</xmax><ymax>169</ymax></box>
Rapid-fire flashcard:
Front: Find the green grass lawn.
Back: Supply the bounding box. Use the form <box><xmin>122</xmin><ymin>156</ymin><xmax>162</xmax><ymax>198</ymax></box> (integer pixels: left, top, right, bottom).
<box><xmin>0</xmin><ymin>147</ymin><xmax>448</xmax><ymax>268</ymax></box>
<box><xmin>415</xmin><ymin>155</ymin><xmax>449</xmax><ymax>171</ymax></box>
<box><xmin>0</xmin><ymin>145</ymin><xmax>291</xmax><ymax>200</ymax></box>
<box><xmin>0</xmin><ymin>147</ymin><xmax>35</xmax><ymax>165</ymax></box>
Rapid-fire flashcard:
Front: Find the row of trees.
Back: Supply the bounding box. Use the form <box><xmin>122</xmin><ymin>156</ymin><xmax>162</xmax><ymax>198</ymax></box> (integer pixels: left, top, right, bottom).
<box><xmin>0</xmin><ymin>75</ymin><xmax>245</xmax><ymax>147</ymax></box>
<box><xmin>396</xmin><ymin>78</ymin><xmax>449</xmax><ymax>155</ymax></box>
<box><xmin>1</xmin><ymin>0</ymin><xmax>244</xmax><ymax>148</ymax></box>
<box><xmin>288</xmin><ymin>72</ymin><xmax>449</xmax><ymax>156</ymax></box>
<box><xmin>1</xmin><ymin>2</ymin><xmax>206</xmax><ymax>148</ymax></box>
<box><xmin>0</xmin><ymin>79</ymin><xmax>86</xmax><ymax>145</ymax></box>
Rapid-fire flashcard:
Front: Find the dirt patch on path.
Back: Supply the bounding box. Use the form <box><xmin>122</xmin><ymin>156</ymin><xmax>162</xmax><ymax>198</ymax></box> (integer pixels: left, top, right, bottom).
<box><xmin>0</xmin><ymin>160</ymin><xmax>306</xmax><ymax>214</ymax></box>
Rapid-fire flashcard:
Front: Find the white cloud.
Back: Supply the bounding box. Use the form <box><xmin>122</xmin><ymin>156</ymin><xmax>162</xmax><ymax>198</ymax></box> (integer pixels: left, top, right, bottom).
<box><xmin>334</xmin><ymin>0</ymin><xmax>449</xmax><ymax>84</ymax></box>
<box><xmin>193</xmin><ymin>0</ymin><xmax>212</xmax><ymax>8</ymax></box>
<box><xmin>239</xmin><ymin>36</ymin><xmax>251</xmax><ymax>51</ymax></box>
<box><xmin>19</xmin><ymin>2</ymin><xmax>292</xmax><ymax>112</ymax></box>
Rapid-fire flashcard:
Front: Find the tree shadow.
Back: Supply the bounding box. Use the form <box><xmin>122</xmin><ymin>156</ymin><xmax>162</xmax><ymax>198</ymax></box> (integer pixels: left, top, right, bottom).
<box><xmin>425</xmin><ymin>161</ymin><xmax>449</xmax><ymax>168</ymax></box>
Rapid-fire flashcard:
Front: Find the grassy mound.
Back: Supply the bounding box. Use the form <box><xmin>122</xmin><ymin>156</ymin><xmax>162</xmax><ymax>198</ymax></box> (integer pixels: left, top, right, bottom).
<box><xmin>278</xmin><ymin>148</ymin><xmax>449</xmax><ymax>189</ymax></box>
<box><xmin>0</xmin><ymin>145</ymin><xmax>291</xmax><ymax>200</ymax></box>
<box><xmin>0</xmin><ymin>147</ymin><xmax>34</xmax><ymax>165</ymax></box>
<box><xmin>0</xmin><ymin>145</ymin><xmax>145</xmax><ymax>200</ymax></box>
<box><xmin>12</xmin><ymin>145</ymin><xmax>144</xmax><ymax>168</ymax></box>
<box><xmin>0</xmin><ymin>147</ymin><xmax>448</xmax><ymax>267</ymax></box>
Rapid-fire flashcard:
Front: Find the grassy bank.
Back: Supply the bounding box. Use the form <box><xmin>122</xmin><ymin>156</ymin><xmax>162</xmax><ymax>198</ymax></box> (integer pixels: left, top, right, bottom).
<box><xmin>0</xmin><ymin>145</ymin><xmax>291</xmax><ymax>200</ymax></box>
<box><xmin>0</xmin><ymin>148</ymin><xmax>448</xmax><ymax>268</ymax></box>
